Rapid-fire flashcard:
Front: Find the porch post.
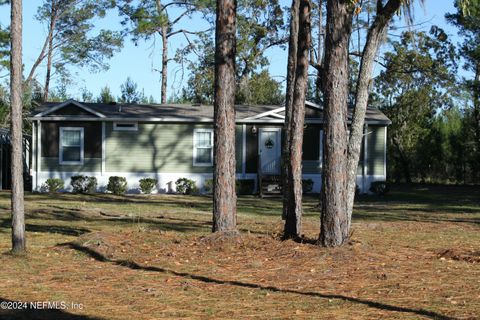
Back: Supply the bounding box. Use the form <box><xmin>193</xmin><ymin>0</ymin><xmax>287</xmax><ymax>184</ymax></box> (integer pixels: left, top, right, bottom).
<box><xmin>30</xmin><ymin>123</ymin><xmax>35</xmax><ymax>192</ymax></box>
<box><xmin>36</xmin><ymin>120</ymin><xmax>41</xmax><ymax>191</ymax></box>
<box><xmin>242</xmin><ymin>124</ymin><xmax>246</xmax><ymax>178</ymax></box>
<box><xmin>101</xmin><ymin>122</ymin><xmax>106</xmax><ymax>175</ymax></box>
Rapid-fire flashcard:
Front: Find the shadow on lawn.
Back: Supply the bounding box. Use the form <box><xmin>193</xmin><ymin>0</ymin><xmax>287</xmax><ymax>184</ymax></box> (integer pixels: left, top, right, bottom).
<box><xmin>0</xmin><ymin>298</ymin><xmax>102</xmax><ymax>320</ymax></box>
<box><xmin>61</xmin><ymin>242</ymin><xmax>456</xmax><ymax>320</ymax></box>
<box><xmin>0</xmin><ymin>219</ymin><xmax>91</xmax><ymax>236</ymax></box>
<box><xmin>353</xmin><ymin>209</ymin><xmax>480</xmax><ymax>225</ymax></box>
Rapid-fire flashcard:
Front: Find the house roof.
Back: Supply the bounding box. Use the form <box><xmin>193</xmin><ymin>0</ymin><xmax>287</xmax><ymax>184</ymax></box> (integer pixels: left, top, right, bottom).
<box><xmin>30</xmin><ymin>99</ymin><xmax>391</xmax><ymax>125</ymax></box>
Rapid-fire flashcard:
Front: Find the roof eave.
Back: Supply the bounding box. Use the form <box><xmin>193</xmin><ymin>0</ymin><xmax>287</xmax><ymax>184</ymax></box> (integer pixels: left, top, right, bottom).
<box><xmin>28</xmin><ymin>116</ymin><xmax>391</xmax><ymax>125</ymax></box>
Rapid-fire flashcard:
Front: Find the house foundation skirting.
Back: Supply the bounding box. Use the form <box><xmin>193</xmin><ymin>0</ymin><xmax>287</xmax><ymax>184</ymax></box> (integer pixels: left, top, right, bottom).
<box><xmin>34</xmin><ymin>171</ymin><xmax>385</xmax><ymax>195</ymax></box>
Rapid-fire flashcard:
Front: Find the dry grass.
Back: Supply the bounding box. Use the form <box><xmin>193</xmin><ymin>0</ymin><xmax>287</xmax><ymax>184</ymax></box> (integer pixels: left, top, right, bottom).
<box><xmin>0</xmin><ymin>184</ymin><xmax>479</xmax><ymax>319</ymax></box>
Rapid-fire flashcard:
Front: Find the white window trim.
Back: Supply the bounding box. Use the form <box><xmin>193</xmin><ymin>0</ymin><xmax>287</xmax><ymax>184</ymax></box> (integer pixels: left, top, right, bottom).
<box><xmin>59</xmin><ymin>127</ymin><xmax>84</xmax><ymax>165</ymax></box>
<box><xmin>113</xmin><ymin>122</ymin><xmax>138</xmax><ymax>131</ymax></box>
<box><xmin>193</xmin><ymin>128</ymin><xmax>214</xmax><ymax>167</ymax></box>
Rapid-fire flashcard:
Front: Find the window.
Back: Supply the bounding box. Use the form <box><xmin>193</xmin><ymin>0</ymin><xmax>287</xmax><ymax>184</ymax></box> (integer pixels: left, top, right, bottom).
<box><xmin>193</xmin><ymin>129</ymin><xmax>213</xmax><ymax>166</ymax></box>
<box><xmin>113</xmin><ymin>122</ymin><xmax>138</xmax><ymax>131</ymax></box>
<box><xmin>59</xmin><ymin>127</ymin><xmax>84</xmax><ymax>164</ymax></box>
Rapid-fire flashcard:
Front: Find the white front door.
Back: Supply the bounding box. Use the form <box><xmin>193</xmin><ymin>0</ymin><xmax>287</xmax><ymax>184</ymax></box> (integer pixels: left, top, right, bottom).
<box><xmin>259</xmin><ymin>128</ymin><xmax>281</xmax><ymax>174</ymax></box>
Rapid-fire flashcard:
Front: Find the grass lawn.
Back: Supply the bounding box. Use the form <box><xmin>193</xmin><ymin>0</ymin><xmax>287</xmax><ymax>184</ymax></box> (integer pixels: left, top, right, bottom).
<box><xmin>0</xmin><ymin>184</ymin><xmax>479</xmax><ymax>319</ymax></box>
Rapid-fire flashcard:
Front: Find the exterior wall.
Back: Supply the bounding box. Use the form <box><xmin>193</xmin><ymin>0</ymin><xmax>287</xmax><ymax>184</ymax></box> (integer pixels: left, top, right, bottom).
<box><xmin>367</xmin><ymin>126</ymin><xmax>386</xmax><ymax>176</ymax></box>
<box><xmin>41</xmin><ymin>157</ymin><xmax>101</xmax><ymax>172</ymax></box>
<box><xmin>235</xmin><ymin>125</ymin><xmax>243</xmax><ymax>174</ymax></box>
<box><xmin>104</xmin><ymin>122</ymin><xmax>214</xmax><ymax>174</ymax></box>
<box><xmin>41</xmin><ymin>121</ymin><xmax>102</xmax><ymax>158</ymax></box>
<box><xmin>34</xmin><ymin>119</ymin><xmax>387</xmax><ymax>194</ymax></box>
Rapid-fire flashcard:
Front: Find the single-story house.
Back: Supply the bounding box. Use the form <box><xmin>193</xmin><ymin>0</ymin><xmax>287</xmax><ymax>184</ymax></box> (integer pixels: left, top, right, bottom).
<box><xmin>29</xmin><ymin>99</ymin><xmax>390</xmax><ymax>194</ymax></box>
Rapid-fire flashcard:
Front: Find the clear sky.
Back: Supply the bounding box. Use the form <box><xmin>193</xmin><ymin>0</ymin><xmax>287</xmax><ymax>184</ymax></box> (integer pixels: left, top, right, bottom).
<box><xmin>0</xmin><ymin>0</ymin><xmax>462</xmax><ymax>102</ymax></box>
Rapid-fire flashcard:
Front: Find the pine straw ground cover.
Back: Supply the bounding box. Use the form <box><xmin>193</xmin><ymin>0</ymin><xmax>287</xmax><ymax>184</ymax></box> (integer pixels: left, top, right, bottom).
<box><xmin>0</xmin><ymin>184</ymin><xmax>479</xmax><ymax>320</ymax></box>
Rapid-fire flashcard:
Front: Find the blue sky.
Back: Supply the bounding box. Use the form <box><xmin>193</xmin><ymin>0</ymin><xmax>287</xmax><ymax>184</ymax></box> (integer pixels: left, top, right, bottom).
<box><xmin>0</xmin><ymin>1</ymin><xmax>461</xmax><ymax>102</ymax></box>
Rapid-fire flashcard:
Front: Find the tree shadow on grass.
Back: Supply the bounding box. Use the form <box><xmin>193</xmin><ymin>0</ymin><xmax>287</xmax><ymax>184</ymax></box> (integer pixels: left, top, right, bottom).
<box><xmin>0</xmin><ymin>298</ymin><xmax>103</xmax><ymax>320</ymax></box>
<box><xmin>0</xmin><ymin>219</ymin><xmax>91</xmax><ymax>236</ymax></box>
<box><xmin>352</xmin><ymin>206</ymin><xmax>480</xmax><ymax>224</ymax></box>
<box><xmin>61</xmin><ymin>242</ymin><xmax>457</xmax><ymax>320</ymax></box>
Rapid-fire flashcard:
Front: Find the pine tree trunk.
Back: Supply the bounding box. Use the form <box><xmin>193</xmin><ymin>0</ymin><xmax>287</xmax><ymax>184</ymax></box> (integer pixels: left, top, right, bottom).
<box><xmin>10</xmin><ymin>0</ymin><xmax>25</xmax><ymax>253</ymax></box>
<box><xmin>345</xmin><ymin>0</ymin><xmax>401</xmax><ymax>230</ymax></box>
<box><xmin>319</xmin><ymin>0</ymin><xmax>353</xmax><ymax>247</ymax></box>
<box><xmin>315</xmin><ymin>0</ymin><xmax>324</xmax><ymax>102</ymax></box>
<box><xmin>212</xmin><ymin>0</ymin><xmax>237</xmax><ymax>233</ymax></box>
<box><xmin>43</xmin><ymin>11</ymin><xmax>55</xmax><ymax>101</ymax></box>
<box><xmin>161</xmin><ymin>26</ymin><xmax>168</xmax><ymax>104</ymax></box>
<box><xmin>284</xmin><ymin>0</ymin><xmax>311</xmax><ymax>239</ymax></box>
<box><xmin>282</xmin><ymin>0</ymin><xmax>299</xmax><ymax>222</ymax></box>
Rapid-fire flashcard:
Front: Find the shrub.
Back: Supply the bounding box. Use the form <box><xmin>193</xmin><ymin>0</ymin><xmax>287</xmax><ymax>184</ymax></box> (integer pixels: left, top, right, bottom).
<box><xmin>175</xmin><ymin>178</ymin><xmax>198</xmax><ymax>195</ymax></box>
<box><xmin>370</xmin><ymin>181</ymin><xmax>389</xmax><ymax>196</ymax></box>
<box><xmin>302</xmin><ymin>179</ymin><xmax>314</xmax><ymax>194</ymax></box>
<box><xmin>107</xmin><ymin>176</ymin><xmax>128</xmax><ymax>195</ymax></box>
<box><xmin>236</xmin><ymin>179</ymin><xmax>255</xmax><ymax>195</ymax></box>
<box><xmin>139</xmin><ymin>178</ymin><xmax>157</xmax><ymax>194</ymax></box>
<box><xmin>70</xmin><ymin>175</ymin><xmax>97</xmax><ymax>194</ymax></box>
<box><xmin>203</xmin><ymin>179</ymin><xmax>213</xmax><ymax>194</ymax></box>
<box><xmin>41</xmin><ymin>178</ymin><xmax>64</xmax><ymax>193</ymax></box>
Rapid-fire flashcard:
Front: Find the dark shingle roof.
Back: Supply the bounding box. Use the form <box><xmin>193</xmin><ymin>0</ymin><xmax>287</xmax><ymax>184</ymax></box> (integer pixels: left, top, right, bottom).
<box><xmin>31</xmin><ymin>100</ymin><xmax>391</xmax><ymax>124</ymax></box>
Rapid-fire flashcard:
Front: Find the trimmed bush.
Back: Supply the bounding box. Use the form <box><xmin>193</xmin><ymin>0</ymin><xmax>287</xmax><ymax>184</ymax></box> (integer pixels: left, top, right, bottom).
<box><xmin>107</xmin><ymin>176</ymin><xmax>127</xmax><ymax>195</ymax></box>
<box><xmin>175</xmin><ymin>178</ymin><xmax>198</xmax><ymax>195</ymax></box>
<box><xmin>236</xmin><ymin>179</ymin><xmax>255</xmax><ymax>195</ymax></box>
<box><xmin>203</xmin><ymin>179</ymin><xmax>213</xmax><ymax>194</ymax></box>
<box><xmin>370</xmin><ymin>181</ymin><xmax>389</xmax><ymax>196</ymax></box>
<box><xmin>139</xmin><ymin>178</ymin><xmax>157</xmax><ymax>194</ymax></box>
<box><xmin>41</xmin><ymin>178</ymin><xmax>64</xmax><ymax>193</ymax></box>
<box><xmin>70</xmin><ymin>175</ymin><xmax>97</xmax><ymax>194</ymax></box>
<box><xmin>302</xmin><ymin>179</ymin><xmax>314</xmax><ymax>194</ymax></box>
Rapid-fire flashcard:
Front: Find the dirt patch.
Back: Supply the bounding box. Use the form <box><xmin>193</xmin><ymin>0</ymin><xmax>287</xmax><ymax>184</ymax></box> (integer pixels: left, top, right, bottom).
<box><xmin>437</xmin><ymin>249</ymin><xmax>480</xmax><ymax>263</ymax></box>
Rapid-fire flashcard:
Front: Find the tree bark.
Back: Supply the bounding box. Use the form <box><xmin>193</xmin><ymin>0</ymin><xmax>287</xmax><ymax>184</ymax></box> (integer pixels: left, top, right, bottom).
<box><xmin>283</xmin><ymin>0</ymin><xmax>311</xmax><ymax>239</ymax></box>
<box><xmin>346</xmin><ymin>0</ymin><xmax>401</xmax><ymax>229</ymax></box>
<box><xmin>43</xmin><ymin>2</ymin><xmax>57</xmax><ymax>101</ymax></box>
<box><xmin>315</xmin><ymin>0</ymin><xmax>324</xmax><ymax>102</ymax></box>
<box><xmin>282</xmin><ymin>0</ymin><xmax>299</xmax><ymax>222</ymax></box>
<box><xmin>213</xmin><ymin>0</ymin><xmax>237</xmax><ymax>233</ymax></box>
<box><xmin>319</xmin><ymin>0</ymin><xmax>353</xmax><ymax>247</ymax></box>
<box><xmin>10</xmin><ymin>0</ymin><xmax>25</xmax><ymax>253</ymax></box>
<box><xmin>24</xmin><ymin>29</ymin><xmax>51</xmax><ymax>89</ymax></box>
<box><xmin>161</xmin><ymin>25</ymin><xmax>168</xmax><ymax>104</ymax></box>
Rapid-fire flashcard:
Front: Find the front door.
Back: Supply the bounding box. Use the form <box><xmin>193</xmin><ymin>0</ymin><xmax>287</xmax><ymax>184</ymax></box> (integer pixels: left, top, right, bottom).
<box><xmin>259</xmin><ymin>128</ymin><xmax>281</xmax><ymax>174</ymax></box>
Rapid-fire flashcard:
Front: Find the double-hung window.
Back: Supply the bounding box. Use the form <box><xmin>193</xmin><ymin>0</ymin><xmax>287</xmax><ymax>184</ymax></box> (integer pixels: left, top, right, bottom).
<box><xmin>59</xmin><ymin>127</ymin><xmax>84</xmax><ymax>165</ymax></box>
<box><xmin>193</xmin><ymin>129</ymin><xmax>213</xmax><ymax>166</ymax></box>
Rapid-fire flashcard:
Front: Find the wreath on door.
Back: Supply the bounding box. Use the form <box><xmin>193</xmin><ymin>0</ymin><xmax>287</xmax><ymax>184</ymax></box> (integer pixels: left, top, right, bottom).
<box><xmin>265</xmin><ymin>138</ymin><xmax>274</xmax><ymax>149</ymax></box>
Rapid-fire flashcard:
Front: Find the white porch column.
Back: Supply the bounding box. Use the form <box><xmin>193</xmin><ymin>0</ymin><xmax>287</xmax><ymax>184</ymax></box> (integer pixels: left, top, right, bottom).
<box><xmin>242</xmin><ymin>124</ymin><xmax>246</xmax><ymax>178</ymax></box>
<box><xmin>101</xmin><ymin>122</ymin><xmax>106</xmax><ymax>175</ymax></box>
<box><xmin>363</xmin><ymin>123</ymin><xmax>368</xmax><ymax>193</ymax></box>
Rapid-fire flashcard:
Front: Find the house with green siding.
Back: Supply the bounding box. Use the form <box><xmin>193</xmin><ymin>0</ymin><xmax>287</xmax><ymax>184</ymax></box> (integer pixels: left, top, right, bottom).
<box><xmin>30</xmin><ymin>99</ymin><xmax>390</xmax><ymax>194</ymax></box>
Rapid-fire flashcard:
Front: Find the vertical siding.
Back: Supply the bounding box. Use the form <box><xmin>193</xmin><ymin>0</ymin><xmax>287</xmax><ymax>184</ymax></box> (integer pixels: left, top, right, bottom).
<box><xmin>235</xmin><ymin>125</ymin><xmax>243</xmax><ymax>174</ymax></box>
<box><xmin>367</xmin><ymin>126</ymin><xmax>386</xmax><ymax>176</ymax></box>
<box><xmin>245</xmin><ymin>125</ymin><xmax>259</xmax><ymax>173</ymax></box>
